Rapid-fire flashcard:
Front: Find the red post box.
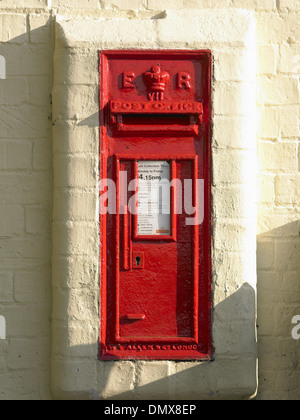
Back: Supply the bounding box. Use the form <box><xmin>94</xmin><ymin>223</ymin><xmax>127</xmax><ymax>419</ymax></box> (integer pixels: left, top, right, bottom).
<box><xmin>99</xmin><ymin>51</ymin><xmax>212</xmax><ymax>360</ymax></box>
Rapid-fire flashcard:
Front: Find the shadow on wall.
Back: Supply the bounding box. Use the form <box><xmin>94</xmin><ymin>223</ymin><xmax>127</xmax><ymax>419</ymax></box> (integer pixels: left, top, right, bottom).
<box><xmin>0</xmin><ymin>22</ymin><xmax>53</xmax><ymax>400</ymax></box>
<box><xmin>257</xmin><ymin>221</ymin><xmax>300</xmax><ymax>400</ymax></box>
<box><xmin>52</xmin><ymin>284</ymin><xmax>257</xmax><ymax>401</ymax></box>
<box><xmin>52</xmin><ymin>216</ymin><xmax>300</xmax><ymax>401</ymax></box>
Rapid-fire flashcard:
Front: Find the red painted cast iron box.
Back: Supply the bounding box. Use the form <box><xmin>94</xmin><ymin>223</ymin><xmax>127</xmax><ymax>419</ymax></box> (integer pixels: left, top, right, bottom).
<box><xmin>99</xmin><ymin>50</ymin><xmax>212</xmax><ymax>360</ymax></box>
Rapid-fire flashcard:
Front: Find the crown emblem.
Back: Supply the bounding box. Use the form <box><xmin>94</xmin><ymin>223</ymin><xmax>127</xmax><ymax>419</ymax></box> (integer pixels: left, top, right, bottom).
<box><xmin>143</xmin><ymin>65</ymin><xmax>170</xmax><ymax>101</ymax></box>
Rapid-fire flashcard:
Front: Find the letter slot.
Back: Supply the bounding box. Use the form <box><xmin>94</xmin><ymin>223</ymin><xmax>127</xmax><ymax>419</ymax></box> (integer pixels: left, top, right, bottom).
<box><xmin>100</xmin><ymin>51</ymin><xmax>212</xmax><ymax>361</ymax></box>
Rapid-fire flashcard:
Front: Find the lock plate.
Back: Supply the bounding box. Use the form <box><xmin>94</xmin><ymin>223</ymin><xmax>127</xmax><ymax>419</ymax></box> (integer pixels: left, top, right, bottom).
<box><xmin>133</xmin><ymin>252</ymin><xmax>144</xmax><ymax>269</ymax></box>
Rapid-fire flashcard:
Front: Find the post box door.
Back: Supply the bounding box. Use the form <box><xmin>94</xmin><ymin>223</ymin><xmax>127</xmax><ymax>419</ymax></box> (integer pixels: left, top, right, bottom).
<box><xmin>119</xmin><ymin>158</ymin><xmax>196</xmax><ymax>341</ymax></box>
<box><xmin>100</xmin><ymin>51</ymin><xmax>212</xmax><ymax>360</ymax></box>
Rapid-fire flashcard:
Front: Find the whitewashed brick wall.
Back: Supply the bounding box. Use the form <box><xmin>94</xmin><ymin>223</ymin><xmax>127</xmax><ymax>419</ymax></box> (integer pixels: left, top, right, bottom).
<box><xmin>0</xmin><ymin>7</ymin><xmax>53</xmax><ymax>400</ymax></box>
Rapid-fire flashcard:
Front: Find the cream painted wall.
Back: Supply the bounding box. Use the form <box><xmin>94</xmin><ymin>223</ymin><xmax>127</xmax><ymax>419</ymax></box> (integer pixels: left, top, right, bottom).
<box><xmin>0</xmin><ymin>0</ymin><xmax>299</xmax><ymax>400</ymax></box>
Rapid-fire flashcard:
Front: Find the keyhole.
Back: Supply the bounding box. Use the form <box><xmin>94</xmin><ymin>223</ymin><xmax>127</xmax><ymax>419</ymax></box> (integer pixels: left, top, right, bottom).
<box><xmin>135</xmin><ymin>256</ymin><xmax>141</xmax><ymax>267</ymax></box>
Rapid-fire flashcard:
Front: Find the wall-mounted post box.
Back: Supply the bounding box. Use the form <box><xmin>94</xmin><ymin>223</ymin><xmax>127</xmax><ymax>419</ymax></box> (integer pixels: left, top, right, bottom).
<box><xmin>99</xmin><ymin>51</ymin><xmax>212</xmax><ymax>360</ymax></box>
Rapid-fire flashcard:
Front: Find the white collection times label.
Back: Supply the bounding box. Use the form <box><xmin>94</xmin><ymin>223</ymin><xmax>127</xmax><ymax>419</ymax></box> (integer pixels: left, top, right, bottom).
<box><xmin>138</xmin><ymin>161</ymin><xmax>171</xmax><ymax>236</ymax></box>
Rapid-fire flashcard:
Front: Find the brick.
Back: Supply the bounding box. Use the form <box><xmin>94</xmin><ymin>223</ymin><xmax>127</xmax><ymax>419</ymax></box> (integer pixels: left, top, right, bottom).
<box><xmin>282</xmin><ymin>271</ymin><xmax>300</xmax><ymax>303</ymax></box>
<box><xmin>257</xmin><ymin>45</ymin><xmax>278</xmax><ymax>75</ymax></box>
<box><xmin>0</xmin><ymin>273</ymin><xmax>13</xmax><ymax>302</ymax></box>
<box><xmin>278</xmin><ymin>43</ymin><xmax>300</xmax><ymax>74</ymax></box>
<box><xmin>257</xmin><ymin>301</ymin><xmax>276</xmax><ymax>336</ymax></box>
<box><xmin>259</xmin><ymin>105</ymin><xmax>299</xmax><ymax>139</ymax></box>
<box><xmin>0</xmin><ymin>205</ymin><xmax>25</xmax><ymax>237</ymax></box>
<box><xmin>210</xmin><ymin>358</ymin><xmax>257</xmax><ymax>397</ymax></box>
<box><xmin>257</xmin><ymin>271</ymin><xmax>282</xmax><ymax>299</ymax></box>
<box><xmin>214</xmin><ymin>221</ymin><xmax>254</xmax><ymax>253</ymax></box>
<box><xmin>0</xmin><ymin>173</ymin><xmax>51</xmax><ymax>205</ymax></box>
<box><xmin>55</xmin><ymin>17</ymin><xmax>157</xmax><ymax>49</ymax></box>
<box><xmin>214</xmin><ymin>316</ymin><xmax>256</xmax><ymax>357</ymax></box>
<box><xmin>278</xmin><ymin>105</ymin><xmax>300</xmax><ymax>138</ymax></box>
<box><xmin>53</xmin><ymin>123</ymin><xmax>98</xmax><ymax>154</ymax></box>
<box><xmin>276</xmin><ymin>174</ymin><xmax>300</xmax><ymax>205</ymax></box>
<box><xmin>214</xmin><ymin>81</ymin><xmax>256</xmax><ymax>116</ymax></box>
<box><xmin>52</xmin><ymin>320</ymin><xmax>98</xmax><ymax>358</ymax></box>
<box><xmin>258</xmin><ymin>76</ymin><xmax>299</xmax><ymax>106</ymax></box>
<box><xmin>214</xmin><ymin>253</ymin><xmax>255</xmax><ymax>303</ymax></box>
<box><xmin>259</xmin><ymin>108</ymin><xmax>280</xmax><ymax>139</ymax></box>
<box><xmin>0</xmin><ymin>55</ymin><xmax>5</xmax><ymax>79</ymax></box>
<box><xmin>0</xmin><ymin>238</ymin><xmax>50</xmax><ymax>259</ymax></box>
<box><xmin>66</xmin><ymin>288</ymin><xmax>98</xmax><ymax>322</ymax></box>
<box><xmin>1</xmin><ymin>304</ymin><xmax>48</xmax><ymax>337</ymax></box>
<box><xmin>0</xmin><ymin>44</ymin><xmax>52</xmax><ymax>77</ymax></box>
<box><xmin>52</xmin><ymin>256</ymin><xmax>98</xmax><ymax>289</ymax></box>
<box><xmin>256</xmin><ymin>12</ymin><xmax>299</xmax><ymax>43</ymax></box>
<box><xmin>53</xmin><ymin>189</ymin><xmax>97</xmax><ymax>222</ymax></box>
<box><xmin>0</xmin><ymin>104</ymin><xmax>51</xmax><ymax>139</ymax></box>
<box><xmin>257</xmin><ymin>240</ymin><xmax>275</xmax><ymax>270</ymax></box>
<box><xmin>258</xmin><ymin>336</ymin><xmax>299</xmax><ymax>372</ymax></box>
<box><xmin>54</xmin><ymin>49</ymin><xmax>99</xmax><ymax>86</ymax></box>
<box><xmin>28</xmin><ymin>14</ymin><xmax>51</xmax><ymax>45</ymax></box>
<box><xmin>7</xmin><ymin>338</ymin><xmax>40</xmax><ymax>370</ymax></box>
<box><xmin>213</xmin><ymin>116</ymin><xmax>256</xmax><ymax>150</ymax></box>
<box><xmin>7</xmin><ymin>141</ymin><xmax>32</xmax><ymax>170</ymax></box>
<box><xmin>278</xmin><ymin>0</ymin><xmax>300</xmax><ymax>11</ymax></box>
<box><xmin>275</xmin><ymin>239</ymin><xmax>300</xmax><ymax>271</ymax></box>
<box><xmin>275</xmin><ymin>369</ymin><xmax>300</xmax><ymax>400</ymax></box>
<box><xmin>213</xmin><ymin>186</ymin><xmax>248</xmax><ymax>219</ymax></box>
<box><xmin>54</xmin><ymin>154</ymin><xmax>97</xmax><ymax>189</ymax></box>
<box><xmin>52</xmin><ymin>84</ymin><xmax>98</xmax><ymax>122</ymax></box>
<box><xmin>213</xmin><ymin>150</ymin><xmax>256</xmax><ymax>185</ymax></box>
<box><xmin>52</xmin><ymin>222</ymin><xmax>98</xmax><ymax>257</ymax></box>
<box><xmin>156</xmin><ymin>9</ymin><xmax>255</xmax><ymax>47</ymax></box>
<box><xmin>258</xmin><ymin>214</ymin><xmax>300</xmax><ymax>238</ymax></box>
<box><xmin>0</xmin><ymin>14</ymin><xmax>27</xmax><ymax>43</ymax></box>
<box><xmin>214</xmin><ymin>48</ymin><xmax>256</xmax><ymax>82</ymax></box>
<box><xmin>0</xmin><ymin>257</ymin><xmax>49</xmax><ymax>273</ymax></box>
<box><xmin>103</xmin><ymin>0</ymin><xmax>147</xmax><ymax>9</ymax></box>
<box><xmin>231</xmin><ymin>0</ymin><xmax>275</xmax><ymax>9</ymax></box>
<box><xmin>0</xmin><ymin>142</ymin><xmax>7</xmax><ymax>169</ymax></box>
<box><xmin>0</xmin><ymin>370</ymin><xmax>40</xmax><ymax>399</ymax></box>
<box><xmin>174</xmin><ymin>362</ymin><xmax>210</xmax><ymax>399</ymax></box>
<box><xmin>0</xmin><ymin>78</ymin><xmax>29</xmax><ymax>106</ymax></box>
<box><xmin>14</xmin><ymin>271</ymin><xmax>50</xmax><ymax>303</ymax></box>
<box><xmin>51</xmin><ymin>359</ymin><xmax>97</xmax><ymax>396</ymax></box>
<box><xmin>136</xmin><ymin>362</ymin><xmax>171</xmax><ymax>399</ymax></box>
<box><xmin>26</xmin><ymin>206</ymin><xmax>50</xmax><ymax>235</ymax></box>
<box><xmin>259</xmin><ymin>173</ymin><xmax>275</xmax><ymax>203</ymax></box>
<box><xmin>259</xmin><ymin>141</ymin><xmax>297</xmax><ymax>172</ymax></box>
<box><xmin>97</xmin><ymin>361</ymin><xmax>135</xmax><ymax>399</ymax></box>
<box><xmin>147</xmin><ymin>0</ymin><xmax>230</xmax><ymax>10</ymax></box>
<box><xmin>33</xmin><ymin>139</ymin><xmax>52</xmax><ymax>170</ymax></box>
<box><xmin>0</xmin><ymin>0</ymin><xmax>47</xmax><ymax>8</ymax></box>
<box><xmin>29</xmin><ymin>77</ymin><xmax>51</xmax><ymax>106</ymax></box>
<box><xmin>0</xmin><ymin>340</ymin><xmax>9</xmax><ymax>370</ymax></box>
<box><xmin>52</xmin><ymin>0</ymin><xmax>100</xmax><ymax>9</ymax></box>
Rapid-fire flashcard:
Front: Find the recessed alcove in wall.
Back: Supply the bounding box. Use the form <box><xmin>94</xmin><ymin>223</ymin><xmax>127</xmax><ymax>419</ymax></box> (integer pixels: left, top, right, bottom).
<box><xmin>51</xmin><ymin>10</ymin><xmax>257</xmax><ymax>400</ymax></box>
